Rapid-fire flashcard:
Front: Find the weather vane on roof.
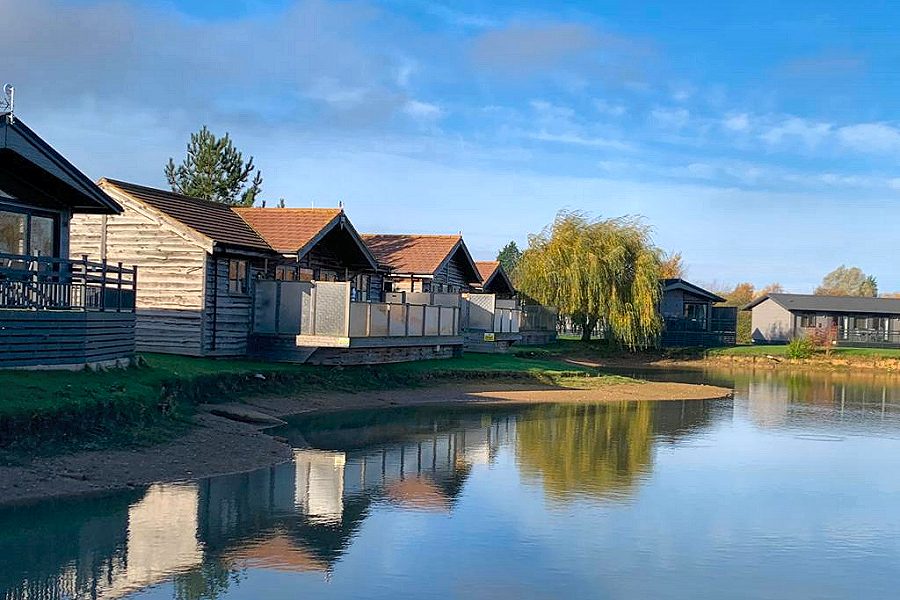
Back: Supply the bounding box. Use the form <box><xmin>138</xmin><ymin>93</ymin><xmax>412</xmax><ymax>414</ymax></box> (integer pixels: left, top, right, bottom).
<box><xmin>1</xmin><ymin>84</ymin><xmax>14</xmax><ymax>122</ymax></box>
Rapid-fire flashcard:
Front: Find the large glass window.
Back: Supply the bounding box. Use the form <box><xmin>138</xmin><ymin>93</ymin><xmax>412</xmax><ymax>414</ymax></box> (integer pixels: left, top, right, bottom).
<box><xmin>0</xmin><ymin>210</ymin><xmax>25</xmax><ymax>254</ymax></box>
<box><xmin>683</xmin><ymin>302</ymin><xmax>709</xmax><ymax>330</ymax></box>
<box><xmin>0</xmin><ymin>207</ymin><xmax>57</xmax><ymax>257</ymax></box>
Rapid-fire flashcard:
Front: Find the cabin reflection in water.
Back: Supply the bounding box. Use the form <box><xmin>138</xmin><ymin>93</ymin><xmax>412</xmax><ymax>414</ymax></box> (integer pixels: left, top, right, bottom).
<box><xmin>2</xmin><ymin>401</ymin><xmax>714</xmax><ymax>600</ymax></box>
<box><xmin>731</xmin><ymin>370</ymin><xmax>900</xmax><ymax>429</ymax></box>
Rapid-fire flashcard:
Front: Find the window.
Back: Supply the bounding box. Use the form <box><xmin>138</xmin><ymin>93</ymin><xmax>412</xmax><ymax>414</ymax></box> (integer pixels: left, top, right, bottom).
<box><xmin>0</xmin><ymin>207</ymin><xmax>57</xmax><ymax>257</ymax></box>
<box><xmin>799</xmin><ymin>314</ymin><xmax>817</xmax><ymax>328</ymax></box>
<box><xmin>0</xmin><ymin>210</ymin><xmax>25</xmax><ymax>254</ymax></box>
<box><xmin>275</xmin><ymin>265</ymin><xmax>298</xmax><ymax>281</ymax></box>
<box><xmin>228</xmin><ymin>259</ymin><xmax>248</xmax><ymax>294</ymax></box>
<box><xmin>683</xmin><ymin>302</ymin><xmax>709</xmax><ymax>330</ymax></box>
<box><xmin>352</xmin><ymin>273</ymin><xmax>371</xmax><ymax>302</ymax></box>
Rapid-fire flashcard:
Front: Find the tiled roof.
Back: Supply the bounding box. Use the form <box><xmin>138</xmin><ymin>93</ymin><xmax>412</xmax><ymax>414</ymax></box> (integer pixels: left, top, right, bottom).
<box><xmin>362</xmin><ymin>234</ymin><xmax>465</xmax><ymax>275</ymax></box>
<box><xmin>234</xmin><ymin>207</ymin><xmax>342</xmax><ymax>254</ymax></box>
<box><xmin>101</xmin><ymin>179</ymin><xmax>273</xmax><ymax>252</ymax></box>
<box><xmin>476</xmin><ymin>261</ymin><xmax>500</xmax><ymax>283</ymax></box>
<box><xmin>745</xmin><ymin>293</ymin><xmax>900</xmax><ymax>315</ymax></box>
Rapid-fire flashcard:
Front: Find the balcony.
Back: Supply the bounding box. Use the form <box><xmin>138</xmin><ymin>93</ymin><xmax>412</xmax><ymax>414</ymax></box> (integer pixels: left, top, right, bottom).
<box><xmin>0</xmin><ymin>253</ymin><xmax>137</xmax><ymax>312</ymax></box>
<box><xmin>252</xmin><ymin>281</ymin><xmax>463</xmax><ymax>352</ymax></box>
<box><xmin>0</xmin><ymin>253</ymin><xmax>137</xmax><ymax>368</ymax></box>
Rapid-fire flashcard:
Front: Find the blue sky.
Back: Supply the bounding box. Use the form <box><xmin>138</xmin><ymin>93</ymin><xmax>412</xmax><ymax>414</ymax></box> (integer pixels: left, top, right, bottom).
<box><xmin>5</xmin><ymin>0</ymin><xmax>900</xmax><ymax>291</ymax></box>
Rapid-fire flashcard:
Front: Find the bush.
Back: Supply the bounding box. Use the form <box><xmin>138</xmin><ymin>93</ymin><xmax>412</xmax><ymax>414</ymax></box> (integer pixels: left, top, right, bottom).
<box><xmin>786</xmin><ymin>336</ymin><xmax>816</xmax><ymax>359</ymax></box>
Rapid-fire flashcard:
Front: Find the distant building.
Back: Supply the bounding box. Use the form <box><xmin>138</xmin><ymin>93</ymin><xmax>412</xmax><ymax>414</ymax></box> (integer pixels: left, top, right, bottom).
<box><xmin>744</xmin><ymin>293</ymin><xmax>900</xmax><ymax>347</ymax></box>
<box><xmin>659</xmin><ymin>278</ymin><xmax>737</xmax><ymax>347</ymax></box>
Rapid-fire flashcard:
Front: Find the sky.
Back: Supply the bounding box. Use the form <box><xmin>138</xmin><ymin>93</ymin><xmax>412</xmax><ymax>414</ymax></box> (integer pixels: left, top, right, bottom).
<box><xmin>4</xmin><ymin>0</ymin><xmax>900</xmax><ymax>292</ymax></box>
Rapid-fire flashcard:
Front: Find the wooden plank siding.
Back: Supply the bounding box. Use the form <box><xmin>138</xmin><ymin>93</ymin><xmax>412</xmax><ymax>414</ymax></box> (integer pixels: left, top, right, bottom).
<box><xmin>70</xmin><ymin>193</ymin><xmax>210</xmax><ymax>356</ymax></box>
<box><xmin>202</xmin><ymin>255</ymin><xmax>259</xmax><ymax>357</ymax></box>
<box><xmin>0</xmin><ymin>311</ymin><xmax>135</xmax><ymax>368</ymax></box>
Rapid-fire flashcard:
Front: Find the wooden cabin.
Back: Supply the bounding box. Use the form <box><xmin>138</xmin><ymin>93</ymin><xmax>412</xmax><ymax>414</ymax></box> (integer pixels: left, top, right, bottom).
<box><xmin>0</xmin><ymin>115</ymin><xmax>136</xmax><ymax>368</ymax></box>
<box><xmin>70</xmin><ymin>179</ymin><xmax>279</xmax><ymax>357</ymax></box>
<box><xmin>234</xmin><ymin>207</ymin><xmax>381</xmax><ymax>300</ymax></box>
<box><xmin>361</xmin><ymin>234</ymin><xmax>482</xmax><ymax>294</ymax></box>
<box><xmin>659</xmin><ymin>278</ymin><xmax>736</xmax><ymax>347</ymax></box>
<box><xmin>244</xmin><ymin>219</ymin><xmax>465</xmax><ymax>365</ymax></box>
<box><xmin>473</xmin><ymin>261</ymin><xmax>515</xmax><ymax>298</ymax></box>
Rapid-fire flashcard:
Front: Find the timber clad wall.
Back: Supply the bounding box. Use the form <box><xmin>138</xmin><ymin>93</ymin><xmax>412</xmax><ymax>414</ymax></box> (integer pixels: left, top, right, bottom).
<box><xmin>202</xmin><ymin>256</ymin><xmax>256</xmax><ymax>357</ymax></box>
<box><xmin>436</xmin><ymin>251</ymin><xmax>473</xmax><ymax>289</ymax></box>
<box><xmin>0</xmin><ymin>311</ymin><xmax>135</xmax><ymax>368</ymax></box>
<box><xmin>71</xmin><ymin>196</ymin><xmax>209</xmax><ymax>356</ymax></box>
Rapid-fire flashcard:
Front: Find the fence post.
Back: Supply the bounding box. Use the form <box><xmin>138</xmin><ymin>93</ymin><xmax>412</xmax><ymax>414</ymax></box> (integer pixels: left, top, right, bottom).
<box><xmin>437</xmin><ymin>307</ymin><xmax>442</xmax><ymax>336</ymax></box>
<box><xmin>131</xmin><ymin>266</ymin><xmax>138</xmax><ymax>313</ymax></box>
<box><xmin>116</xmin><ymin>262</ymin><xmax>123</xmax><ymax>312</ymax></box>
<box><xmin>404</xmin><ymin>303</ymin><xmax>410</xmax><ymax>336</ymax></box>
<box><xmin>365</xmin><ymin>302</ymin><xmax>371</xmax><ymax>337</ymax></box>
<box><xmin>81</xmin><ymin>254</ymin><xmax>89</xmax><ymax>311</ymax></box>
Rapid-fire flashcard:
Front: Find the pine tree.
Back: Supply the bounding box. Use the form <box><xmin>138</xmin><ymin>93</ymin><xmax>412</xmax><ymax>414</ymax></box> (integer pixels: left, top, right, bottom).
<box><xmin>165</xmin><ymin>126</ymin><xmax>263</xmax><ymax>206</ymax></box>
<box><xmin>496</xmin><ymin>241</ymin><xmax>522</xmax><ymax>275</ymax></box>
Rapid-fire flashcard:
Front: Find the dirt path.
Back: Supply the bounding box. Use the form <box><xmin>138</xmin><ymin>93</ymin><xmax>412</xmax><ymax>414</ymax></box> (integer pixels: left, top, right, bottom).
<box><xmin>0</xmin><ymin>379</ymin><xmax>731</xmax><ymax>507</ymax></box>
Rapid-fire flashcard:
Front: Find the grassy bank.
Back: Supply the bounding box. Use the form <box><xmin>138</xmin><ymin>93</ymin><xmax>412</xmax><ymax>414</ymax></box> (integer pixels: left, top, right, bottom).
<box><xmin>706</xmin><ymin>345</ymin><xmax>900</xmax><ymax>359</ymax></box>
<box><xmin>0</xmin><ymin>350</ymin><xmax>623</xmax><ymax>449</ymax></box>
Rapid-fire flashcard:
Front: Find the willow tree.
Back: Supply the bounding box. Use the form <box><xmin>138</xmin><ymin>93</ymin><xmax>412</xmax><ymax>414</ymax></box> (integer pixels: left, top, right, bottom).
<box><xmin>517</xmin><ymin>211</ymin><xmax>663</xmax><ymax>348</ymax></box>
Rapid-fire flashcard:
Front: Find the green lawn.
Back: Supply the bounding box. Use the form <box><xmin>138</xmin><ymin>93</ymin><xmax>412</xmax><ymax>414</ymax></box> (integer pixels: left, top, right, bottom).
<box><xmin>707</xmin><ymin>345</ymin><xmax>900</xmax><ymax>358</ymax></box>
<box><xmin>0</xmin><ymin>348</ymin><xmax>631</xmax><ymax>446</ymax></box>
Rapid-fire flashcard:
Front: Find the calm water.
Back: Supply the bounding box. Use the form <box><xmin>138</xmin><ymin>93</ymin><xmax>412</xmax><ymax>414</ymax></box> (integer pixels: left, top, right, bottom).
<box><xmin>5</xmin><ymin>368</ymin><xmax>900</xmax><ymax>599</ymax></box>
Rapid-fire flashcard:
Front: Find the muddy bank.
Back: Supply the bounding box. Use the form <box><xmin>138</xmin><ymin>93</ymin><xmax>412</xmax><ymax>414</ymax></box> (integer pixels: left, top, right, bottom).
<box><xmin>0</xmin><ymin>379</ymin><xmax>730</xmax><ymax>507</ymax></box>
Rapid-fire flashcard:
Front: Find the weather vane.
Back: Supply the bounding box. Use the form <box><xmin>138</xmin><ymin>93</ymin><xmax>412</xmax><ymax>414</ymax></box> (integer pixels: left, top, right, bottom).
<box><xmin>1</xmin><ymin>84</ymin><xmax>15</xmax><ymax>122</ymax></box>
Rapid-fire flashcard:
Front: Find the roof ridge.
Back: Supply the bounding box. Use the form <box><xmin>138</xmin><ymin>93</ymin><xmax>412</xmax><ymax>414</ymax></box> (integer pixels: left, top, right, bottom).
<box><xmin>102</xmin><ymin>178</ymin><xmax>242</xmax><ymax>209</ymax></box>
<box><xmin>234</xmin><ymin>206</ymin><xmax>342</xmax><ymax>213</ymax></box>
<box><xmin>362</xmin><ymin>233</ymin><xmax>462</xmax><ymax>239</ymax></box>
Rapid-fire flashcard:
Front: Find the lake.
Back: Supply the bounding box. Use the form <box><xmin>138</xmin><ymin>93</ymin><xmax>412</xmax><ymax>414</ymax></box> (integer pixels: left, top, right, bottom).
<box><xmin>4</xmin><ymin>367</ymin><xmax>900</xmax><ymax>599</ymax></box>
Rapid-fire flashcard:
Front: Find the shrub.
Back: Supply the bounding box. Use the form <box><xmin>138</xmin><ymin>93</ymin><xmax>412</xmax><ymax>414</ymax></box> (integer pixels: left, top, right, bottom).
<box><xmin>786</xmin><ymin>335</ymin><xmax>816</xmax><ymax>359</ymax></box>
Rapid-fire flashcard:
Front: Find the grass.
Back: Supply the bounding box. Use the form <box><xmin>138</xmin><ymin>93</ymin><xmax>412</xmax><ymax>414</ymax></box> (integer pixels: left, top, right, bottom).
<box><xmin>0</xmin><ymin>347</ymin><xmax>634</xmax><ymax>449</ymax></box>
<box><xmin>706</xmin><ymin>345</ymin><xmax>900</xmax><ymax>358</ymax></box>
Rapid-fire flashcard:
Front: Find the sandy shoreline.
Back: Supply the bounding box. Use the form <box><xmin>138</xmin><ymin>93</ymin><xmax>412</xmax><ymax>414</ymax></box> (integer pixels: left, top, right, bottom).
<box><xmin>0</xmin><ymin>379</ymin><xmax>731</xmax><ymax>507</ymax></box>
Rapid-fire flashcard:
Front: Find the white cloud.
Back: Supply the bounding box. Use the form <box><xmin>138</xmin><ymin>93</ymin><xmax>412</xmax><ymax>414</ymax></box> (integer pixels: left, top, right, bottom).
<box><xmin>650</xmin><ymin>107</ymin><xmax>690</xmax><ymax>128</ymax></box>
<box><xmin>528</xmin><ymin>131</ymin><xmax>632</xmax><ymax>150</ymax></box>
<box><xmin>759</xmin><ymin>117</ymin><xmax>832</xmax><ymax>148</ymax></box>
<box><xmin>837</xmin><ymin>123</ymin><xmax>900</xmax><ymax>153</ymax></box>
<box><xmin>723</xmin><ymin>113</ymin><xmax>750</xmax><ymax>132</ymax></box>
<box><xmin>403</xmin><ymin>100</ymin><xmax>443</xmax><ymax>120</ymax></box>
<box><xmin>594</xmin><ymin>99</ymin><xmax>627</xmax><ymax>117</ymax></box>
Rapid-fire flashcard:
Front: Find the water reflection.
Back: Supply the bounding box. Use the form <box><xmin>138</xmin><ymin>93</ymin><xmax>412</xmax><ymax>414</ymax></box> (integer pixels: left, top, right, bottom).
<box><xmin>6</xmin><ymin>370</ymin><xmax>900</xmax><ymax>599</ymax></box>
<box><xmin>515</xmin><ymin>401</ymin><xmax>713</xmax><ymax>501</ymax></box>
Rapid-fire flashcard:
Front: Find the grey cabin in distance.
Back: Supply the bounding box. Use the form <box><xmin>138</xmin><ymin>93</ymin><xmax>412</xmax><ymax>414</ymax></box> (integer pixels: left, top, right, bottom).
<box><xmin>745</xmin><ymin>293</ymin><xmax>900</xmax><ymax>347</ymax></box>
<box><xmin>659</xmin><ymin>278</ymin><xmax>737</xmax><ymax>347</ymax></box>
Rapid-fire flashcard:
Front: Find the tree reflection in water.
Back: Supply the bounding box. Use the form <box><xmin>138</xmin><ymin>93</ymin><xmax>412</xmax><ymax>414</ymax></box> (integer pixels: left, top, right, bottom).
<box><xmin>516</xmin><ymin>403</ymin><xmax>654</xmax><ymax>501</ymax></box>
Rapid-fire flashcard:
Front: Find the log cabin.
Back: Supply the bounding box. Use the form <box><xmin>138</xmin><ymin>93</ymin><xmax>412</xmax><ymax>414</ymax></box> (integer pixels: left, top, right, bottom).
<box><xmin>473</xmin><ymin>261</ymin><xmax>515</xmax><ymax>298</ymax></box>
<box><xmin>234</xmin><ymin>207</ymin><xmax>381</xmax><ymax>300</ymax></box>
<box><xmin>242</xmin><ymin>216</ymin><xmax>465</xmax><ymax>365</ymax></box>
<box><xmin>360</xmin><ymin>234</ymin><xmax>482</xmax><ymax>295</ymax></box>
<box><xmin>70</xmin><ymin>179</ymin><xmax>279</xmax><ymax>357</ymax></box>
<box><xmin>659</xmin><ymin>278</ymin><xmax>736</xmax><ymax>347</ymax></box>
<box><xmin>0</xmin><ymin>114</ymin><xmax>136</xmax><ymax>369</ymax></box>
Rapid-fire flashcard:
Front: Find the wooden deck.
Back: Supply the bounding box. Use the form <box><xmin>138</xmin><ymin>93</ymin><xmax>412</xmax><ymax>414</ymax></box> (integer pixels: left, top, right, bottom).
<box><xmin>0</xmin><ymin>310</ymin><xmax>135</xmax><ymax>368</ymax></box>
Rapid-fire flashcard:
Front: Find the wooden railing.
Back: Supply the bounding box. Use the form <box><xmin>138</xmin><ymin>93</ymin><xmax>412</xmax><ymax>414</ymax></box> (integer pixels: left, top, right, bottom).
<box><xmin>0</xmin><ymin>253</ymin><xmax>137</xmax><ymax>312</ymax></box>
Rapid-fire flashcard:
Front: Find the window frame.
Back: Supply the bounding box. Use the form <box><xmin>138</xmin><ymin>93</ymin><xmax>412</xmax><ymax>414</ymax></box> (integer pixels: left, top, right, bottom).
<box><xmin>0</xmin><ymin>201</ymin><xmax>60</xmax><ymax>258</ymax></box>
<box><xmin>227</xmin><ymin>258</ymin><xmax>249</xmax><ymax>295</ymax></box>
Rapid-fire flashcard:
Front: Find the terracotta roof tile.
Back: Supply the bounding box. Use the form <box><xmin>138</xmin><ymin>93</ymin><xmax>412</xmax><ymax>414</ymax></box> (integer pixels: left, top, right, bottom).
<box><xmin>475</xmin><ymin>261</ymin><xmax>500</xmax><ymax>283</ymax></box>
<box><xmin>101</xmin><ymin>179</ymin><xmax>272</xmax><ymax>252</ymax></box>
<box><xmin>234</xmin><ymin>207</ymin><xmax>342</xmax><ymax>254</ymax></box>
<box><xmin>362</xmin><ymin>234</ymin><xmax>463</xmax><ymax>275</ymax></box>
